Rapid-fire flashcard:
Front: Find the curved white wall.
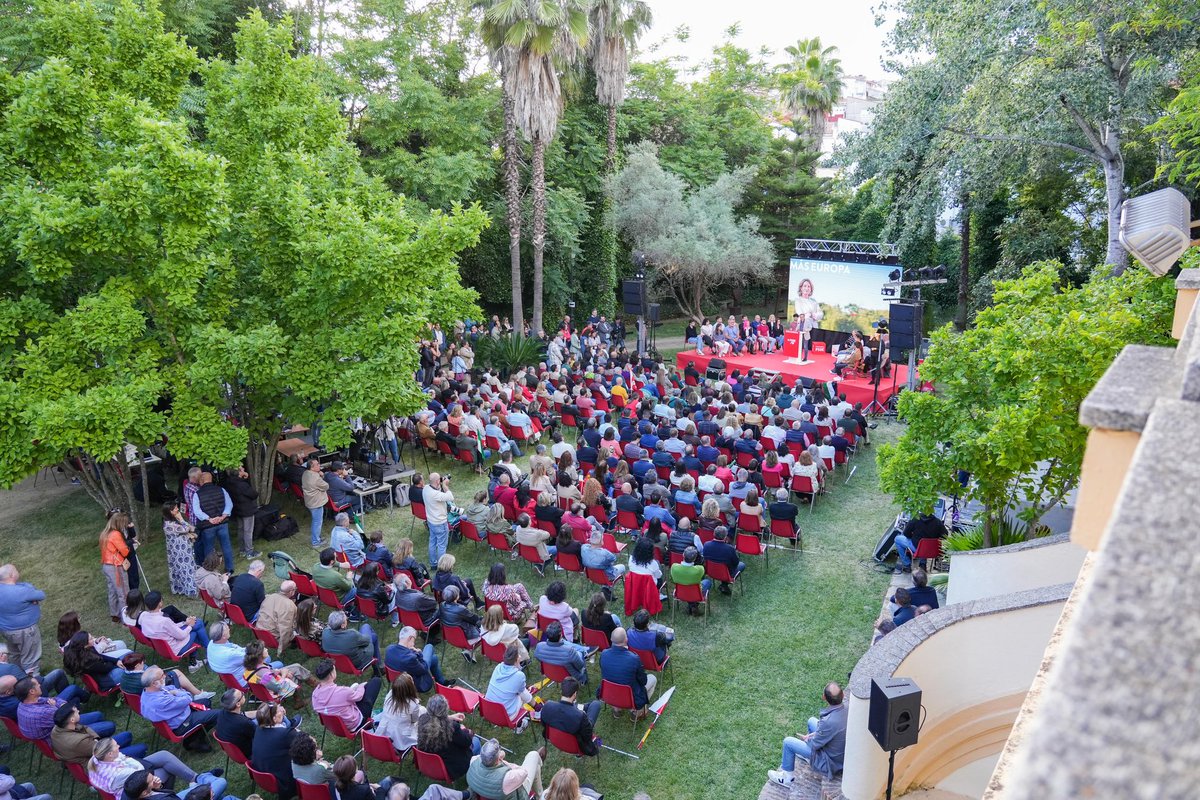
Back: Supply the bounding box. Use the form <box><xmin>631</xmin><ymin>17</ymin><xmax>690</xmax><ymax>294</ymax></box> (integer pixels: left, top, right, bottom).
<box><xmin>946</xmin><ymin>535</ymin><xmax>1085</xmax><ymax>606</ymax></box>
<box><xmin>843</xmin><ymin>587</ymin><xmax>1070</xmax><ymax>800</ymax></box>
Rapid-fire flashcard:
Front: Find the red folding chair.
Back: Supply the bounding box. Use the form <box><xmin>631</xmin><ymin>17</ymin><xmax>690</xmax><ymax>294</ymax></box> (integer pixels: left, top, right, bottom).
<box><xmin>409</xmin><ymin>501</ymin><xmax>427</xmax><ymax>535</ymax></box>
<box><xmin>361</xmin><ymin>729</ymin><xmax>407</xmax><ymax>771</ymax></box>
<box><xmin>413</xmin><ymin>748</ymin><xmax>454</xmax><ymax>783</ymax></box>
<box><xmin>534</xmin><ymin>518</ymin><xmax>557</xmax><ymax>537</ymax></box>
<box><xmin>790</xmin><ymin>474</ymin><xmax>818</xmax><ymax>513</ymax></box>
<box><xmin>297</xmin><ymin>780</ymin><xmax>335</xmax><ymax>800</ymax></box>
<box><xmin>290</xmin><ymin>571</ymin><xmax>320</xmax><ymax>600</ymax></box>
<box><xmin>397</xmin><ymin>608</ymin><xmax>437</xmax><ymax>638</ymax></box>
<box><xmin>440</xmin><ymin>624</ymin><xmax>480</xmax><ymax>669</ymax></box>
<box><xmin>671</xmin><ymin>581</ymin><xmax>709</xmax><ymax>624</ymax></box>
<box><xmin>580</xmin><ymin>626</ymin><xmax>611</xmax><ymax>652</ymax></box>
<box><xmin>601</xmin><ymin>532</ymin><xmax>627</xmax><ymax>554</ymax></box>
<box><xmin>149</xmin><ymin>636</ymin><xmax>200</xmax><ymax>664</ymax></box>
<box><xmin>316</xmin><ymin>585</ymin><xmax>350</xmax><ymax>611</ymax></box>
<box><xmin>151</xmin><ymin>718</ymin><xmax>207</xmax><ymax>751</ymax></box>
<box><xmin>616</xmin><ymin>509</ymin><xmax>642</xmax><ymax>534</ymax></box>
<box><xmin>479</xmin><ymin>695</ymin><xmax>529</xmax><ymax>732</ymax></box>
<box><xmin>357</xmin><ymin>596</ymin><xmax>390</xmax><ymax>623</ymax></box>
<box><xmin>487</xmin><ymin>530</ymin><xmax>513</xmax><ymax>555</ymax></box>
<box><xmin>317</xmin><ymin>711</ymin><xmax>372</xmax><ymax>748</ymax></box>
<box><xmin>676</xmin><ymin>503</ymin><xmax>698</xmax><ymax>523</ymax></box>
<box><xmin>295</xmin><ymin>636</ymin><xmax>326</xmax><ymax>659</ymax></box>
<box><xmin>80</xmin><ymin>673</ymin><xmax>117</xmax><ymax>698</ymax></box>
<box><xmin>736</xmin><ymin>531</ymin><xmax>768</xmax><ymax>569</ymax></box>
<box><xmin>598</xmin><ymin>680</ymin><xmax>641</xmax><ymax>723</ymax></box>
<box><xmin>539</xmin><ymin>660</ymin><xmax>571</xmax><ymax>684</ymax></box>
<box><xmin>330</xmin><ymin>652</ymin><xmax>376</xmax><ymax>678</ymax></box>
<box><xmin>517</xmin><ymin>544</ymin><xmax>545</xmax><ymax>573</ymax></box>
<box><xmin>224</xmin><ymin>602</ymin><xmax>254</xmax><ymax>629</ymax></box>
<box><xmin>913</xmin><ymin>537</ymin><xmax>943</xmax><ymax>569</ymax></box>
<box><xmin>769</xmin><ymin>518</ymin><xmax>803</xmax><ymax>552</ymax></box>
<box><xmin>704</xmin><ymin>561</ymin><xmax>744</xmax><ymax>597</ymax></box>
<box><xmin>246</xmin><ymin>680</ymin><xmax>279</xmax><ymax>704</ymax></box>
<box><xmin>556</xmin><ymin>550</ymin><xmax>583</xmax><ymax>576</ymax></box>
<box><xmin>480</xmin><ymin>638</ymin><xmax>507</xmax><ymax>666</ymax></box>
<box><xmin>247</xmin><ymin>765</ymin><xmax>280</xmax><ymax>795</ymax></box>
<box><xmin>631</xmin><ymin>646</ymin><xmax>672</xmax><ymax>682</ymax></box>
<box><xmin>585</xmin><ymin>568</ymin><xmax>623</xmax><ymax>596</ymax></box>
<box><xmin>126</xmin><ymin>623</ymin><xmax>153</xmax><ymax>651</ymax></box>
<box><xmin>436</xmin><ymin>682</ymin><xmax>482</xmax><ymax>715</ymax></box>
<box><xmin>252</xmin><ymin>626</ymin><xmax>281</xmax><ymax>650</ymax></box>
<box><xmin>213</xmin><ymin>733</ymin><xmax>251</xmax><ymax>772</ymax></box>
<box><xmin>459</xmin><ymin>519</ymin><xmax>485</xmax><ymax>547</ymax></box>
<box><xmin>546</xmin><ymin>724</ymin><xmax>600</xmax><ymax>765</ymax></box>
<box><xmin>198</xmin><ymin>588</ymin><xmax>224</xmax><ymax>621</ymax></box>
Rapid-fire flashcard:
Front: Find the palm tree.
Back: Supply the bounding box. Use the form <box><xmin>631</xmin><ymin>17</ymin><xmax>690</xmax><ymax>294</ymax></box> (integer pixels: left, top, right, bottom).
<box><xmin>477</xmin><ymin>10</ymin><xmax>524</xmax><ymax>328</ymax></box>
<box><xmin>483</xmin><ymin>0</ymin><xmax>590</xmax><ymax>336</ymax></box>
<box><xmin>589</xmin><ymin>0</ymin><xmax>652</xmax><ymax>173</ymax></box>
<box><xmin>780</xmin><ymin>37</ymin><xmax>843</xmax><ymax>150</ymax></box>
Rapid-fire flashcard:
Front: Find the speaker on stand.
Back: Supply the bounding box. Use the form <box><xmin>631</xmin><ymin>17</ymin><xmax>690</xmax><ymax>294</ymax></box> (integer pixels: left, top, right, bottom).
<box><xmin>868</xmin><ymin>677</ymin><xmax>922</xmax><ymax>800</ymax></box>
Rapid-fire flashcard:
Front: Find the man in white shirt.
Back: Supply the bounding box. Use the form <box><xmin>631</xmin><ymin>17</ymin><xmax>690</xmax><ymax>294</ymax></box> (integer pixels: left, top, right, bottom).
<box><xmin>782</xmin><ymin>399</ymin><xmax>805</xmax><ymax>424</ymax></box>
<box><xmin>697</xmin><ymin>466</ymin><xmax>722</xmax><ymax>494</ymax></box>
<box><xmin>818</xmin><ymin>437</ymin><xmax>837</xmax><ymax>465</ymax></box>
<box><xmin>550</xmin><ymin>432</ymin><xmax>575</xmax><ymax>461</ymax></box>
<box><xmin>422</xmin><ymin>473</ymin><xmax>454</xmax><ymax>566</ymax></box>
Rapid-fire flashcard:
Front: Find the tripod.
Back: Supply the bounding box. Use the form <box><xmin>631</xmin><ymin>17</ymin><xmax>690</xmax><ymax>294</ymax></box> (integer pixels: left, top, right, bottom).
<box><xmin>864</xmin><ymin>360</ymin><xmax>887</xmax><ymax>415</ymax></box>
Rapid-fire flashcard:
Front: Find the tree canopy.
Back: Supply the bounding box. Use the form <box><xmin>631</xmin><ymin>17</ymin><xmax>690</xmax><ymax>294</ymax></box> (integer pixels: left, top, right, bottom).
<box><xmin>0</xmin><ymin>0</ymin><xmax>487</xmax><ymax>525</ymax></box>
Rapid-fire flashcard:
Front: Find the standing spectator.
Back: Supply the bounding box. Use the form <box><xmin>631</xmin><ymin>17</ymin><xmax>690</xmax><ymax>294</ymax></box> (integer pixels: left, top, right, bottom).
<box><xmin>99</xmin><ymin>516</ymin><xmax>132</xmax><ymax>623</ymax></box>
<box><xmin>422</xmin><ymin>472</ymin><xmax>455</xmax><ymax>566</ymax></box>
<box><xmin>182</xmin><ymin>466</ymin><xmax>204</xmax><ymax>564</ymax></box>
<box><xmin>301</xmin><ymin>459</ymin><xmax>329</xmax><ymax>548</ymax></box>
<box><xmin>190</xmin><ymin>472</ymin><xmax>235</xmax><ymax>574</ymax></box>
<box><xmin>225</xmin><ymin>465</ymin><xmax>261</xmax><ymax>559</ymax></box>
<box><xmin>767</xmin><ymin>683</ymin><xmax>848</xmax><ymax>786</ymax></box>
<box><xmin>0</xmin><ymin>564</ymin><xmax>45</xmax><ymax>675</ymax></box>
<box><xmin>162</xmin><ymin>501</ymin><xmax>198</xmax><ymax>598</ymax></box>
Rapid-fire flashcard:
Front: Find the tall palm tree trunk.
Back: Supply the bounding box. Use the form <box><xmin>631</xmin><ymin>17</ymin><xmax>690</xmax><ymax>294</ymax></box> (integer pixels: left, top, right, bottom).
<box><xmin>531</xmin><ymin>134</ymin><xmax>547</xmax><ymax>335</ymax></box>
<box><xmin>605</xmin><ymin>103</ymin><xmax>618</xmax><ymax>173</ymax></box>
<box><xmin>956</xmin><ymin>189</ymin><xmax>970</xmax><ymax>331</ymax></box>
<box><xmin>503</xmin><ymin>88</ymin><xmax>523</xmax><ymax>326</ymax></box>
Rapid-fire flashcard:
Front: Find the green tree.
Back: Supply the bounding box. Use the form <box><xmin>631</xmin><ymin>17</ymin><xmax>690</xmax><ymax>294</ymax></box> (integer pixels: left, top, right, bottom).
<box><xmin>779</xmin><ymin>36</ymin><xmax>843</xmax><ymax>150</ymax></box>
<box><xmin>872</xmin><ymin>0</ymin><xmax>1194</xmax><ymax>274</ymax></box>
<box><xmin>588</xmin><ymin>0</ymin><xmax>651</xmax><ymax>173</ymax></box>
<box><xmin>607</xmin><ymin>142</ymin><xmax>774</xmax><ymax>321</ymax></box>
<box><xmin>0</xmin><ymin>0</ymin><xmax>487</xmax><ymax>532</ymax></box>
<box><xmin>877</xmin><ymin>261</ymin><xmax>1175</xmax><ymax>547</ymax></box>
<box><xmin>481</xmin><ymin>0</ymin><xmax>589</xmax><ymax>336</ymax></box>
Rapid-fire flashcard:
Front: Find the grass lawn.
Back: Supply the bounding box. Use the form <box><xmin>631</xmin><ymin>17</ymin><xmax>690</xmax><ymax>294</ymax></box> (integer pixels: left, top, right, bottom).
<box><xmin>0</xmin><ymin>423</ymin><xmax>902</xmax><ymax>799</ymax></box>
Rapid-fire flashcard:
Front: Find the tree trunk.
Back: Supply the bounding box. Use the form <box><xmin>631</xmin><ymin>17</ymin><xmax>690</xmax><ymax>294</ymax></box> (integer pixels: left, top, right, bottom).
<box><xmin>1103</xmin><ymin>152</ymin><xmax>1129</xmax><ymax>275</ymax></box>
<box><xmin>982</xmin><ymin>511</ymin><xmax>993</xmax><ymax>550</ymax></box>
<box><xmin>503</xmin><ymin>88</ymin><xmax>523</xmax><ymax>326</ymax></box>
<box><xmin>531</xmin><ymin>134</ymin><xmax>546</xmax><ymax>336</ymax></box>
<box><xmin>956</xmin><ymin>189</ymin><xmax>970</xmax><ymax>331</ymax></box>
<box><xmin>246</xmin><ymin>431</ymin><xmax>283</xmax><ymax>501</ymax></box>
<box><xmin>606</xmin><ymin>103</ymin><xmax>617</xmax><ymax>174</ymax></box>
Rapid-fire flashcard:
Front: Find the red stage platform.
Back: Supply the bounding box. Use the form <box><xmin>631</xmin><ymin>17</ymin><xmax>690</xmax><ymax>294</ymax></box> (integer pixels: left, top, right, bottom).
<box><xmin>675</xmin><ymin>348</ymin><xmax>908</xmax><ymax>408</ymax></box>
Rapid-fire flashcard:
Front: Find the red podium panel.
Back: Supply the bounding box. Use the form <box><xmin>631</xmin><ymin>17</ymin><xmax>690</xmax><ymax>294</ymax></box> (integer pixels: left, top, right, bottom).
<box><xmin>783</xmin><ymin>330</ymin><xmax>802</xmax><ymax>358</ymax></box>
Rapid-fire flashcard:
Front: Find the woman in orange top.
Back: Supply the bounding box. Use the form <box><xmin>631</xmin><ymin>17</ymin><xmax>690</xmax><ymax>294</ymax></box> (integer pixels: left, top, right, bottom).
<box><xmin>99</xmin><ymin>513</ymin><xmax>131</xmax><ymax>622</ymax></box>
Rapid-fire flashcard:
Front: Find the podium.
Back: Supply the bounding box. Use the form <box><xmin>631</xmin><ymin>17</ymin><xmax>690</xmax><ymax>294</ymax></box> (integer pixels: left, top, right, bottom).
<box><xmin>783</xmin><ymin>330</ymin><xmax>802</xmax><ymax>359</ymax></box>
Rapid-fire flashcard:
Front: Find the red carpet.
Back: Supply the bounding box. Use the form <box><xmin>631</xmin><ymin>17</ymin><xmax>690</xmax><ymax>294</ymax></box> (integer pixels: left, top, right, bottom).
<box><xmin>675</xmin><ymin>348</ymin><xmax>907</xmax><ymax>408</ymax></box>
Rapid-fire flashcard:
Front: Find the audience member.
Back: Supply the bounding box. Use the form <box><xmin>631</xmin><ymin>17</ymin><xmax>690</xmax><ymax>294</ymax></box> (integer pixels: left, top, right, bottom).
<box><xmin>597</xmin><ymin>628</ymin><xmax>655</xmax><ymax>718</ymax></box>
<box><xmin>767</xmin><ymin>683</ymin><xmax>848</xmax><ymax>785</ymax></box>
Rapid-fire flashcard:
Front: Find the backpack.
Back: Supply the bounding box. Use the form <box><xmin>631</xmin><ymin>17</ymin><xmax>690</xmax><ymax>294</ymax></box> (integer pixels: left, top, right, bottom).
<box><xmin>263</xmin><ymin>515</ymin><xmax>299</xmax><ymax>541</ymax></box>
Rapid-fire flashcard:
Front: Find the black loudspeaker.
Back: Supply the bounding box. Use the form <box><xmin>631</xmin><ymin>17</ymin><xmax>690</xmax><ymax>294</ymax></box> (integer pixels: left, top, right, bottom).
<box><xmin>648</xmin><ymin>303</ymin><xmax>660</xmax><ymax>322</ymax></box>
<box><xmin>798</xmin><ymin>376</ymin><xmax>816</xmax><ymax>390</ymax></box>
<box><xmin>622</xmin><ymin>280</ymin><xmax>645</xmax><ymax>316</ymax></box>
<box><xmin>705</xmin><ymin>358</ymin><xmax>727</xmax><ymax>381</ymax></box>
<box><xmin>868</xmin><ymin>678</ymin><xmax>922</xmax><ymax>752</ymax></box>
<box><xmin>889</xmin><ymin>302</ymin><xmax>922</xmax><ymax>353</ymax></box>
<box><xmin>873</xmin><ymin>515</ymin><xmax>905</xmax><ymax>562</ymax></box>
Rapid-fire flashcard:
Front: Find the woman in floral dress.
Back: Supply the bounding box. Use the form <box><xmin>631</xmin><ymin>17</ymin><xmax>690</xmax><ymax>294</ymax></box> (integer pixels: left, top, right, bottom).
<box><xmin>162</xmin><ymin>500</ymin><xmax>198</xmax><ymax>597</ymax></box>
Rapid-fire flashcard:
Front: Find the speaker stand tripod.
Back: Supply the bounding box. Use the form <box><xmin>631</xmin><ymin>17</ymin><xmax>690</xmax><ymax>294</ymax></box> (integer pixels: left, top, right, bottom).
<box><xmin>885</xmin><ymin>749</ymin><xmax>897</xmax><ymax>800</ymax></box>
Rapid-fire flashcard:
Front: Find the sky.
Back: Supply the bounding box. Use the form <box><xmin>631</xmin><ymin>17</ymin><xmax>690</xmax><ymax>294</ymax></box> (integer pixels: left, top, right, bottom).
<box><xmin>638</xmin><ymin>0</ymin><xmax>896</xmax><ymax>79</ymax></box>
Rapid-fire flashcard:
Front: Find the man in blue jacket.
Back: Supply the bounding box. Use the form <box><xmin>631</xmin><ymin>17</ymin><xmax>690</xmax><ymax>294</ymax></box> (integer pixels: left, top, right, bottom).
<box><xmin>597</xmin><ymin>628</ymin><xmax>655</xmax><ymax>718</ymax></box>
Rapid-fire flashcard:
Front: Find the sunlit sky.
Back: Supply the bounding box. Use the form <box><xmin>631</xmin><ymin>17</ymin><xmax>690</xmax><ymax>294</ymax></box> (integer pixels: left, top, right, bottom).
<box><xmin>638</xmin><ymin>0</ymin><xmax>896</xmax><ymax>79</ymax></box>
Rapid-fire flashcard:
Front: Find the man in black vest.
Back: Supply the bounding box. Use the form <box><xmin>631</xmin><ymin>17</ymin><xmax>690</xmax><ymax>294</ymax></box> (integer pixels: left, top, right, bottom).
<box><xmin>189</xmin><ymin>472</ymin><xmax>235</xmax><ymax>573</ymax></box>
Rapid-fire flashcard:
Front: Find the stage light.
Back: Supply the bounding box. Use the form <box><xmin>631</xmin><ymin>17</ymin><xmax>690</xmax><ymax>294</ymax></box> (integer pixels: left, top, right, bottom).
<box><xmin>1120</xmin><ymin>187</ymin><xmax>1195</xmax><ymax>276</ymax></box>
<box><xmin>930</xmin><ymin>266</ymin><xmax>946</xmax><ymax>279</ymax></box>
<box><xmin>916</xmin><ymin>267</ymin><xmax>930</xmax><ymax>280</ymax></box>
<box><xmin>889</xmin><ymin>269</ymin><xmax>901</xmax><ymax>282</ymax></box>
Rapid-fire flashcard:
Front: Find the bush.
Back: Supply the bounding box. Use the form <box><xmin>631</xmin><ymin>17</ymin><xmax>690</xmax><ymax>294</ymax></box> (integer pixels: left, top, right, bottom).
<box><xmin>475</xmin><ymin>334</ymin><xmax>545</xmax><ymax>377</ymax></box>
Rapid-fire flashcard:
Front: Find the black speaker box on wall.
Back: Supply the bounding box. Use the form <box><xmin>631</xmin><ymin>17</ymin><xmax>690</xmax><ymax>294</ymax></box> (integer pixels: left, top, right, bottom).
<box><xmin>868</xmin><ymin>677</ymin><xmax>922</xmax><ymax>752</ymax></box>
